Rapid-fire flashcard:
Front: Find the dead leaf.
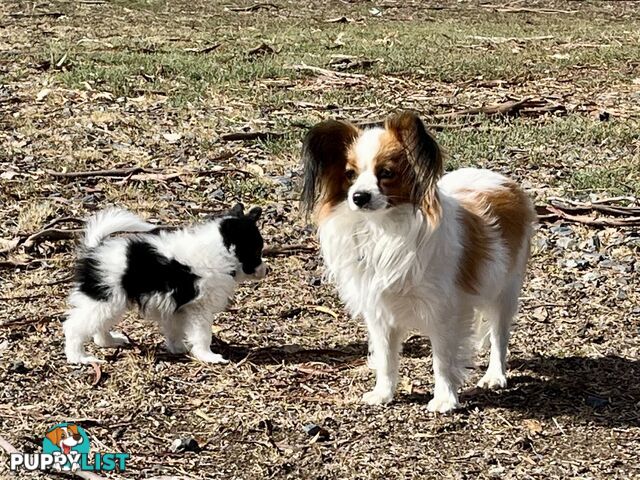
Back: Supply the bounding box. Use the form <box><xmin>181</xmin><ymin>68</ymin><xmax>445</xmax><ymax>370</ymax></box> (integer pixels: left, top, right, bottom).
<box><xmin>248</xmin><ymin>42</ymin><xmax>275</xmax><ymax>56</ymax></box>
<box><xmin>245</xmin><ymin>164</ymin><xmax>265</xmax><ymax>176</ymax></box>
<box><xmin>523</xmin><ymin>419</ymin><xmax>543</xmax><ymax>434</ymax></box>
<box><xmin>1</xmin><ymin>171</ymin><xmax>18</xmax><ymax>180</ymax></box>
<box><xmin>36</xmin><ymin>88</ymin><xmax>51</xmax><ymax>101</ymax></box>
<box><xmin>162</xmin><ymin>132</ymin><xmax>182</xmax><ymax>143</ymax></box>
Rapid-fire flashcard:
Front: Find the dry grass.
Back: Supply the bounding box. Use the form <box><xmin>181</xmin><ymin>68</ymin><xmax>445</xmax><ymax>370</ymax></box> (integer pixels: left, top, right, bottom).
<box><xmin>1</xmin><ymin>0</ymin><xmax>639</xmax><ymax>479</ymax></box>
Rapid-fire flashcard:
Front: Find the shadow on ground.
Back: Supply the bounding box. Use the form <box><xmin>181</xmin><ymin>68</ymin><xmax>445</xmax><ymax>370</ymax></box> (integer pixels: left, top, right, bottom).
<box><xmin>209</xmin><ymin>338</ymin><xmax>638</xmax><ymax>428</ymax></box>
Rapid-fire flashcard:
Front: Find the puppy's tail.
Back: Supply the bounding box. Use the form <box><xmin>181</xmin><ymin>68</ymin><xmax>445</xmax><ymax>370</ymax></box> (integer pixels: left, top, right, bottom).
<box><xmin>83</xmin><ymin>208</ymin><xmax>156</xmax><ymax>248</ymax></box>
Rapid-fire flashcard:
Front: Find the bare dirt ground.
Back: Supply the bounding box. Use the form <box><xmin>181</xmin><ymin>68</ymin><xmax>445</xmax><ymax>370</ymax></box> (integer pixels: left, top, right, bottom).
<box><xmin>1</xmin><ymin>0</ymin><xmax>639</xmax><ymax>478</ymax></box>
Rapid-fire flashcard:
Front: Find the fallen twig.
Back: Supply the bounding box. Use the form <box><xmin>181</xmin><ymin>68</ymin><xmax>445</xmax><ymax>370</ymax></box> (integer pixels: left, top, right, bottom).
<box><xmin>0</xmin><ymin>312</ymin><xmax>64</xmax><ymax>328</ymax></box>
<box><xmin>43</xmin><ymin>217</ymin><xmax>84</xmax><ymax>230</ymax></box>
<box><xmin>220</xmin><ymin>131</ymin><xmax>284</xmax><ymax>141</ymax></box>
<box><xmin>286</xmin><ymin>63</ymin><xmax>365</xmax><ymax>79</ymax></box>
<box><xmin>263</xmin><ymin>244</ymin><xmax>317</xmax><ymax>257</ymax></box>
<box><xmin>48</xmin><ymin>167</ymin><xmax>151</xmax><ymax>179</ymax></box>
<box><xmin>23</xmin><ymin>228</ymin><xmax>82</xmax><ymax>248</ymax></box>
<box><xmin>434</xmin><ymin>98</ymin><xmax>565</xmax><ymax>118</ymax></box>
<box><xmin>481</xmin><ymin>5</ymin><xmax>576</xmax><ymax>14</ymax></box>
<box><xmin>0</xmin><ymin>259</ymin><xmax>44</xmax><ymax>270</ymax></box>
<box><xmin>184</xmin><ymin>43</ymin><xmax>221</xmax><ymax>54</ymax></box>
<box><xmin>466</xmin><ymin>35</ymin><xmax>554</xmax><ymax>44</ymax></box>
<box><xmin>548</xmin><ymin>197</ymin><xmax>640</xmax><ymax>217</ymax></box>
<box><xmin>537</xmin><ymin>204</ymin><xmax>640</xmax><ymax>227</ymax></box>
<box><xmin>9</xmin><ymin>11</ymin><xmax>65</xmax><ymax>18</ymax></box>
<box><xmin>227</xmin><ymin>3</ymin><xmax>279</xmax><ymax>12</ymax></box>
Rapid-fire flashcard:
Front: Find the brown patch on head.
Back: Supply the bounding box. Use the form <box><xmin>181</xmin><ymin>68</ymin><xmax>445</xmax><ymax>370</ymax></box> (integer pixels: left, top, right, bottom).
<box><xmin>371</xmin><ymin>130</ymin><xmax>412</xmax><ymax>206</ymax></box>
<box><xmin>478</xmin><ymin>182</ymin><xmax>535</xmax><ymax>268</ymax></box>
<box><xmin>456</xmin><ymin>207</ymin><xmax>493</xmax><ymax>294</ymax></box>
<box><xmin>383</xmin><ymin>111</ymin><xmax>444</xmax><ymax>224</ymax></box>
<box><xmin>301</xmin><ymin>120</ymin><xmax>360</xmax><ymax>223</ymax></box>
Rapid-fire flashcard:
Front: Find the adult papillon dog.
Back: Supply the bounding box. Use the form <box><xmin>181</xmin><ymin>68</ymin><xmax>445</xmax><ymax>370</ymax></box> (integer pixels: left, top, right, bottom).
<box><xmin>301</xmin><ymin>111</ymin><xmax>536</xmax><ymax>412</ymax></box>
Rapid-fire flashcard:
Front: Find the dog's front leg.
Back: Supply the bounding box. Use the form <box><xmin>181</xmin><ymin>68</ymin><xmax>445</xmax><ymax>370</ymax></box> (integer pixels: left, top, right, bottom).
<box><xmin>361</xmin><ymin>316</ymin><xmax>403</xmax><ymax>406</ymax></box>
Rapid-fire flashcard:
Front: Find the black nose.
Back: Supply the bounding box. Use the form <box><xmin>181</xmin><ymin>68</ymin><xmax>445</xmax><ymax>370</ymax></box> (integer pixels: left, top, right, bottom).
<box><xmin>352</xmin><ymin>191</ymin><xmax>371</xmax><ymax>207</ymax></box>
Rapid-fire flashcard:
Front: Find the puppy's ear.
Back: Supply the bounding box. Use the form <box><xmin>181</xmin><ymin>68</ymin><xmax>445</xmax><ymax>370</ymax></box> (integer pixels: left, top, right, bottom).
<box><xmin>45</xmin><ymin>428</ymin><xmax>63</xmax><ymax>446</ymax></box>
<box><xmin>385</xmin><ymin>111</ymin><xmax>443</xmax><ymax>213</ymax></box>
<box><xmin>247</xmin><ymin>207</ymin><xmax>262</xmax><ymax>221</ymax></box>
<box><xmin>229</xmin><ymin>203</ymin><xmax>244</xmax><ymax>217</ymax></box>
<box><xmin>301</xmin><ymin>120</ymin><xmax>360</xmax><ymax>216</ymax></box>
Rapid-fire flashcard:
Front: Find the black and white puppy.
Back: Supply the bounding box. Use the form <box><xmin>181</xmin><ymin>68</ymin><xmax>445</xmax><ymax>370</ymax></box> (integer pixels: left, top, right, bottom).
<box><xmin>64</xmin><ymin>203</ymin><xmax>266</xmax><ymax>364</ymax></box>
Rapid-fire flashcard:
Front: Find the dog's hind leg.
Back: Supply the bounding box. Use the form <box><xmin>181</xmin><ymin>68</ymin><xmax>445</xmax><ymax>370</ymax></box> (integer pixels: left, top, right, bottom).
<box><xmin>157</xmin><ymin>312</ymin><xmax>188</xmax><ymax>354</ymax></box>
<box><xmin>477</xmin><ymin>275</ymin><xmax>522</xmax><ymax>390</ymax></box>
<box><xmin>64</xmin><ymin>293</ymin><xmax>125</xmax><ymax>363</ymax></box>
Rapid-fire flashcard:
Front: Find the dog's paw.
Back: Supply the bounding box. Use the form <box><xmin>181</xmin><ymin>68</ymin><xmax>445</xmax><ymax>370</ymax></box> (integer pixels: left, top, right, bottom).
<box><xmin>477</xmin><ymin>372</ymin><xmax>507</xmax><ymax>390</ymax></box>
<box><xmin>427</xmin><ymin>395</ymin><xmax>459</xmax><ymax>414</ymax></box>
<box><xmin>193</xmin><ymin>351</ymin><xmax>229</xmax><ymax>364</ymax></box>
<box><xmin>94</xmin><ymin>331</ymin><xmax>129</xmax><ymax>348</ymax></box>
<box><xmin>362</xmin><ymin>389</ymin><xmax>394</xmax><ymax>406</ymax></box>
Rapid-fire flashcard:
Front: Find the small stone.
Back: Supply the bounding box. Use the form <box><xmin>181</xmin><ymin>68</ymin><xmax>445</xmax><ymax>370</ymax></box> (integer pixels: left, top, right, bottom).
<box><xmin>170</xmin><ymin>437</ymin><xmax>200</xmax><ymax>453</ymax></box>
<box><xmin>556</xmin><ymin>237</ymin><xmax>575</xmax><ymax>249</ymax></box>
<box><xmin>211</xmin><ymin>189</ymin><xmax>225</xmax><ymax>201</ymax></box>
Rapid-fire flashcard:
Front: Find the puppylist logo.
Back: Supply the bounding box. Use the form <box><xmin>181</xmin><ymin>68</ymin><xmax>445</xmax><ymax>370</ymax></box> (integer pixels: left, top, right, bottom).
<box><xmin>10</xmin><ymin>423</ymin><xmax>129</xmax><ymax>473</ymax></box>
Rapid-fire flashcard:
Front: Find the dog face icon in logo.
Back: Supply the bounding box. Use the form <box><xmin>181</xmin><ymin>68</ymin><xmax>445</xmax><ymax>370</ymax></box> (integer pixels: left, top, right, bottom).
<box><xmin>42</xmin><ymin>423</ymin><xmax>90</xmax><ymax>471</ymax></box>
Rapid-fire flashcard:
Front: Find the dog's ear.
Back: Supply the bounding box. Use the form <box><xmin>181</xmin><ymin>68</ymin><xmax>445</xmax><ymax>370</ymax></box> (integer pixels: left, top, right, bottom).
<box><xmin>301</xmin><ymin>119</ymin><xmax>360</xmax><ymax>216</ymax></box>
<box><xmin>247</xmin><ymin>207</ymin><xmax>262</xmax><ymax>221</ymax></box>
<box><xmin>45</xmin><ymin>428</ymin><xmax>63</xmax><ymax>446</ymax></box>
<box><xmin>385</xmin><ymin>111</ymin><xmax>443</xmax><ymax>213</ymax></box>
<box><xmin>229</xmin><ymin>203</ymin><xmax>244</xmax><ymax>217</ymax></box>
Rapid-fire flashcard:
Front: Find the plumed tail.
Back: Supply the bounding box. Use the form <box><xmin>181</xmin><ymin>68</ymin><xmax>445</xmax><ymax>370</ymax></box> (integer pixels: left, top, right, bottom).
<box><xmin>83</xmin><ymin>208</ymin><xmax>155</xmax><ymax>248</ymax></box>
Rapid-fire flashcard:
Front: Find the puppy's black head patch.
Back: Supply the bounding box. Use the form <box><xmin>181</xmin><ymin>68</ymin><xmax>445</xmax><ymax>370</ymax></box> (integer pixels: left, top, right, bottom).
<box><xmin>220</xmin><ymin>206</ymin><xmax>264</xmax><ymax>275</ymax></box>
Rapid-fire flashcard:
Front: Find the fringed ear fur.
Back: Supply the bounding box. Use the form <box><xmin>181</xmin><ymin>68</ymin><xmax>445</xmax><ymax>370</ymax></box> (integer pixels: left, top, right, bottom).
<box><xmin>300</xmin><ymin>120</ymin><xmax>360</xmax><ymax>216</ymax></box>
<box><xmin>385</xmin><ymin>111</ymin><xmax>444</xmax><ymax>218</ymax></box>
<box><xmin>247</xmin><ymin>206</ymin><xmax>262</xmax><ymax>221</ymax></box>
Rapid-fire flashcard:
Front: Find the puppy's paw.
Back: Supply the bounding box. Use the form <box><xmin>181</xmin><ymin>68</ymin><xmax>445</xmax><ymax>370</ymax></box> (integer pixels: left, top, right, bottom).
<box><xmin>362</xmin><ymin>389</ymin><xmax>393</xmax><ymax>406</ymax></box>
<box><xmin>192</xmin><ymin>351</ymin><xmax>229</xmax><ymax>364</ymax></box>
<box><xmin>477</xmin><ymin>372</ymin><xmax>507</xmax><ymax>390</ymax></box>
<box><xmin>94</xmin><ymin>331</ymin><xmax>129</xmax><ymax>348</ymax></box>
<box><xmin>427</xmin><ymin>395</ymin><xmax>459</xmax><ymax>414</ymax></box>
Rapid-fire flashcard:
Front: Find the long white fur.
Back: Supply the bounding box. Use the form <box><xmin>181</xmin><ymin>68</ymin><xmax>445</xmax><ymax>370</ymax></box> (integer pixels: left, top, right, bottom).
<box><xmin>319</xmin><ymin>136</ymin><xmax>532</xmax><ymax>412</ymax></box>
<box><xmin>65</xmin><ymin>209</ymin><xmax>261</xmax><ymax>365</ymax></box>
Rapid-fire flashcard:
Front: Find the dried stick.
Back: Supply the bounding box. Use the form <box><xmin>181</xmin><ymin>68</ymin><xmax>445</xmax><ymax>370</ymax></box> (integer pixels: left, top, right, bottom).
<box><xmin>286</xmin><ymin>63</ymin><xmax>365</xmax><ymax>79</ymax></box>
<box><xmin>47</xmin><ymin>167</ymin><xmax>151</xmax><ymax>179</ymax></box>
<box><xmin>220</xmin><ymin>131</ymin><xmax>284</xmax><ymax>141</ymax></box>
<box><xmin>537</xmin><ymin>205</ymin><xmax>640</xmax><ymax>227</ymax></box>
<box><xmin>23</xmin><ymin>228</ymin><xmax>82</xmax><ymax>248</ymax></box>
<box><xmin>263</xmin><ymin>244</ymin><xmax>317</xmax><ymax>257</ymax></box>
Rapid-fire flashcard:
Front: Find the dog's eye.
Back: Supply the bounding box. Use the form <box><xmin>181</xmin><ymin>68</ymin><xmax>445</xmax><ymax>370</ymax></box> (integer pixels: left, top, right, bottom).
<box><xmin>345</xmin><ymin>169</ymin><xmax>356</xmax><ymax>182</ymax></box>
<box><xmin>379</xmin><ymin>168</ymin><xmax>395</xmax><ymax>180</ymax></box>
